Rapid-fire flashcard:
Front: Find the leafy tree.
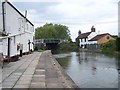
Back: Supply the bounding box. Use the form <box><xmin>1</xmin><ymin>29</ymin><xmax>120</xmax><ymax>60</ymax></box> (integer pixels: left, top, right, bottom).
<box><xmin>35</xmin><ymin>23</ymin><xmax>70</xmax><ymax>40</ymax></box>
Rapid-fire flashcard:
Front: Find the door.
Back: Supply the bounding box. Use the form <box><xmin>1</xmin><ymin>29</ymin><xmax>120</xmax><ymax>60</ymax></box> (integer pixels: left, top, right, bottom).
<box><xmin>8</xmin><ymin>38</ymin><xmax>10</xmax><ymax>57</ymax></box>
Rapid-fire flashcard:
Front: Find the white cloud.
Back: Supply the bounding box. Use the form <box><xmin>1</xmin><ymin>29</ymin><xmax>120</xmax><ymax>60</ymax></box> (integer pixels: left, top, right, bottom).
<box><xmin>9</xmin><ymin>0</ymin><xmax>120</xmax><ymax>41</ymax></box>
<box><xmin>9</xmin><ymin>0</ymin><xmax>61</xmax><ymax>2</ymax></box>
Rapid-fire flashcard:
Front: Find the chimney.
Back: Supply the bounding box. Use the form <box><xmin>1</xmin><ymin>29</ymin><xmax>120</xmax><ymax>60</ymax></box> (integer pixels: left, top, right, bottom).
<box><xmin>78</xmin><ymin>30</ymin><xmax>81</xmax><ymax>36</ymax></box>
<box><xmin>91</xmin><ymin>26</ymin><xmax>95</xmax><ymax>32</ymax></box>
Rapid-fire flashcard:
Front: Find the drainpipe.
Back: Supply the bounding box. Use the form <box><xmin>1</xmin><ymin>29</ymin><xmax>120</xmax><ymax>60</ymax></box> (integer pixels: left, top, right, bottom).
<box><xmin>2</xmin><ymin>2</ymin><xmax>5</xmax><ymax>32</ymax></box>
<box><xmin>2</xmin><ymin>0</ymin><xmax>7</xmax><ymax>36</ymax></box>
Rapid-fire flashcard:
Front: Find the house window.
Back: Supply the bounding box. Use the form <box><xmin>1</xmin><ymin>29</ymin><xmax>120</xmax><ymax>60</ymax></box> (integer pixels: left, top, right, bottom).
<box><xmin>22</xmin><ymin>19</ymin><xmax>24</xmax><ymax>28</ymax></box>
<box><xmin>106</xmin><ymin>36</ymin><xmax>110</xmax><ymax>40</ymax></box>
<box><xmin>85</xmin><ymin>38</ymin><xmax>86</xmax><ymax>42</ymax></box>
<box><xmin>27</xmin><ymin>24</ymin><xmax>28</xmax><ymax>30</ymax></box>
<box><xmin>18</xmin><ymin>19</ymin><xmax>21</xmax><ymax>31</ymax></box>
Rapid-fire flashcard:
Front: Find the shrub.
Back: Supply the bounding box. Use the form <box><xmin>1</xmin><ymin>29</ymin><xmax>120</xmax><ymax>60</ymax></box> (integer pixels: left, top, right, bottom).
<box><xmin>101</xmin><ymin>40</ymin><xmax>116</xmax><ymax>55</ymax></box>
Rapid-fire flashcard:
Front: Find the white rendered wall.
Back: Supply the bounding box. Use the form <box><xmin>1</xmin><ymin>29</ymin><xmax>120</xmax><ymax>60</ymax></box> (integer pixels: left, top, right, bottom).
<box><xmin>88</xmin><ymin>32</ymin><xmax>97</xmax><ymax>40</ymax></box>
<box><xmin>1</xmin><ymin>1</ymin><xmax>34</xmax><ymax>57</ymax></box>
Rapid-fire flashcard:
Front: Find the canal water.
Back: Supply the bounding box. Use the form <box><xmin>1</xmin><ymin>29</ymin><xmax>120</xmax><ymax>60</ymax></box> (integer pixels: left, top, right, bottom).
<box><xmin>54</xmin><ymin>51</ymin><xmax>120</xmax><ymax>88</ymax></box>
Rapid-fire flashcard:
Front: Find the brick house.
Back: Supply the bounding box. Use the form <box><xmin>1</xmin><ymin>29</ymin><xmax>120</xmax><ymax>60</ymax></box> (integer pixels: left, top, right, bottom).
<box><xmin>77</xmin><ymin>27</ymin><xmax>115</xmax><ymax>49</ymax></box>
<box><xmin>89</xmin><ymin>33</ymin><xmax>115</xmax><ymax>45</ymax></box>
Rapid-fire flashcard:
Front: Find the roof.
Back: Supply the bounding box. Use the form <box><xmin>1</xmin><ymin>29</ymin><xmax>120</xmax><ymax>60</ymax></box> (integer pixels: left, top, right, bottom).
<box><xmin>77</xmin><ymin>32</ymin><xmax>91</xmax><ymax>39</ymax></box>
<box><xmin>89</xmin><ymin>33</ymin><xmax>111</xmax><ymax>41</ymax></box>
<box><xmin>2</xmin><ymin>2</ymin><xmax>34</xmax><ymax>26</ymax></box>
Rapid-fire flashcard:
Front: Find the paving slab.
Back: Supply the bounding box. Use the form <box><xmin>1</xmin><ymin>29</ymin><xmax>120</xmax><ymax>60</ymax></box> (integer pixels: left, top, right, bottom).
<box><xmin>30</xmin><ymin>82</ymin><xmax>46</xmax><ymax>88</ymax></box>
<box><xmin>1</xmin><ymin>51</ymin><xmax>78</xmax><ymax>89</ymax></box>
<box><xmin>32</xmin><ymin>75</ymin><xmax>45</xmax><ymax>82</ymax></box>
<box><xmin>34</xmin><ymin>69</ymin><xmax>45</xmax><ymax>75</ymax></box>
<box><xmin>15</xmin><ymin>80</ymin><xmax>31</xmax><ymax>85</ymax></box>
<box><xmin>13</xmin><ymin>84</ymin><xmax>29</xmax><ymax>88</ymax></box>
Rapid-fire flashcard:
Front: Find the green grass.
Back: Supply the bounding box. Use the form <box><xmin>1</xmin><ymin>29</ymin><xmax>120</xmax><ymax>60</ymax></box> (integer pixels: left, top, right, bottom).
<box><xmin>38</xmin><ymin>49</ymin><xmax>46</xmax><ymax>52</ymax></box>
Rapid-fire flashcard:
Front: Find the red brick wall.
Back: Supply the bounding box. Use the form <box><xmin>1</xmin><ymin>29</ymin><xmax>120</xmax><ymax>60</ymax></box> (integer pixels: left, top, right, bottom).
<box><xmin>98</xmin><ymin>35</ymin><xmax>114</xmax><ymax>44</ymax></box>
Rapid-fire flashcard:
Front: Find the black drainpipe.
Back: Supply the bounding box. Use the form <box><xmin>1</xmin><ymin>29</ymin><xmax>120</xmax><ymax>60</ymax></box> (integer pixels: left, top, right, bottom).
<box><xmin>2</xmin><ymin>2</ymin><xmax>5</xmax><ymax>32</ymax></box>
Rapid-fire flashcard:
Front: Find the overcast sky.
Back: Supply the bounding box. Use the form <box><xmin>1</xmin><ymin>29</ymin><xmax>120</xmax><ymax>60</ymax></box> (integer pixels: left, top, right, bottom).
<box><xmin>9</xmin><ymin>0</ymin><xmax>119</xmax><ymax>41</ymax></box>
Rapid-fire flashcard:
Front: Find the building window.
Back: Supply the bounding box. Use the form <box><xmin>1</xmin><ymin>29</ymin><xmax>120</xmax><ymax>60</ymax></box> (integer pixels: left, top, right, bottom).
<box><xmin>85</xmin><ymin>38</ymin><xmax>87</xmax><ymax>42</ymax></box>
<box><xmin>22</xmin><ymin>19</ymin><xmax>24</xmax><ymax>28</ymax></box>
<box><xmin>106</xmin><ymin>36</ymin><xmax>110</xmax><ymax>40</ymax></box>
<box><xmin>27</xmin><ymin>24</ymin><xmax>28</xmax><ymax>30</ymax></box>
<box><xmin>18</xmin><ymin>19</ymin><xmax>21</xmax><ymax>31</ymax></box>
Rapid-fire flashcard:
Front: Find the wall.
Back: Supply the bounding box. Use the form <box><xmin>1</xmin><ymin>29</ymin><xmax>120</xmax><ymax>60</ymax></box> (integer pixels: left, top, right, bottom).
<box><xmin>79</xmin><ymin>32</ymin><xmax>97</xmax><ymax>48</ymax></box>
<box><xmin>98</xmin><ymin>35</ymin><xmax>114</xmax><ymax>44</ymax></box>
<box><xmin>0</xmin><ymin>39</ymin><xmax>2</xmax><ymax>53</ymax></box>
<box><xmin>88</xmin><ymin>32</ymin><xmax>97</xmax><ymax>40</ymax></box>
<box><xmin>5</xmin><ymin>2</ymin><xmax>24</xmax><ymax>35</ymax></box>
<box><xmin>0</xmin><ymin>1</ymin><xmax>34</xmax><ymax>57</ymax></box>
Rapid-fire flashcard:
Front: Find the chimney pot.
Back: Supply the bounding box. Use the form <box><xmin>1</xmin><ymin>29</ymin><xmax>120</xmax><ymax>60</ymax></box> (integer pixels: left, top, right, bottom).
<box><xmin>78</xmin><ymin>30</ymin><xmax>81</xmax><ymax>35</ymax></box>
<box><xmin>91</xmin><ymin>26</ymin><xmax>95</xmax><ymax>32</ymax></box>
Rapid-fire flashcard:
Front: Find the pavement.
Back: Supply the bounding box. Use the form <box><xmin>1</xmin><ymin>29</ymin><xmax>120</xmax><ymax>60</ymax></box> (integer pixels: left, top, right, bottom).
<box><xmin>0</xmin><ymin>51</ymin><xmax>78</xmax><ymax>89</ymax></box>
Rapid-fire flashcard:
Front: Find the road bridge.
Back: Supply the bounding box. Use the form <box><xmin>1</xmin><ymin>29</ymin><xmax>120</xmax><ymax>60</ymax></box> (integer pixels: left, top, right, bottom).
<box><xmin>35</xmin><ymin>39</ymin><xmax>65</xmax><ymax>53</ymax></box>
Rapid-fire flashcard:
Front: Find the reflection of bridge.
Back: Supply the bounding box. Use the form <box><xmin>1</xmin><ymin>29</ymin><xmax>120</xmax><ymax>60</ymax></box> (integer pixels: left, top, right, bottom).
<box><xmin>35</xmin><ymin>39</ymin><xmax>66</xmax><ymax>52</ymax></box>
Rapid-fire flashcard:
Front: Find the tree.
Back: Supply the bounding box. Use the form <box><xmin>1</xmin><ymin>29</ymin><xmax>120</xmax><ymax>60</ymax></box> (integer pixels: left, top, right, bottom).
<box><xmin>35</xmin><ymin>23</ymin><xmax>71</xmax><ymax>40</ymax></box>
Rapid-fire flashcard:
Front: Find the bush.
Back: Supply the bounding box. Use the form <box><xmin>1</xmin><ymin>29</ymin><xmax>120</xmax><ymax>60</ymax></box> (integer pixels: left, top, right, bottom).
<box><xmin>116</xmin><ymin>38</ymin><xmax>120</xmax><ymax>52</ymax></box>
<box><xmin>101</xmin><ymin>40</ymin><xmax>116</xmax><ymax>55</ymax></box>
<box><xmin>58</xmin><ymin>42</ymin><xmax>79</xmax><ymax>53</ymax></box>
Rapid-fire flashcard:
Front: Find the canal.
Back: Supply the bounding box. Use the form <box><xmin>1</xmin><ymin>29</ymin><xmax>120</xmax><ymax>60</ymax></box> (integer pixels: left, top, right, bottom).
<box><xmin>54</xmin><ymin>51</ymin><xmax>120</xmax><ymax>88</ymax></box>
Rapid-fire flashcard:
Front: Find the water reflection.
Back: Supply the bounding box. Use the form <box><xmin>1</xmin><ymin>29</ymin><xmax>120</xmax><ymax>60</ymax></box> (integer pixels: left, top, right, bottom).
<box><xmin>55</xmin><ymin>51</ymin><xmax>119</xmax><ymax>88</ymax></box>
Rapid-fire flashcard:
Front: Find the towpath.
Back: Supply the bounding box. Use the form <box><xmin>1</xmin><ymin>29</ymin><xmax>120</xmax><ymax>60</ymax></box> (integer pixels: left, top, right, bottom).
<box><xmin>0</xmin><ymin>51</ymin><xmax>78</xmax><ymax>89</ymax></box>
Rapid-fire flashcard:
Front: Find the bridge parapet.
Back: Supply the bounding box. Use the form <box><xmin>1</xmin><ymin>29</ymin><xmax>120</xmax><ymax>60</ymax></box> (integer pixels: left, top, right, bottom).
<box><xmin>35</xmin><ymin>39</ymin><xmax>66</xmax><ymax>44</ymax></box>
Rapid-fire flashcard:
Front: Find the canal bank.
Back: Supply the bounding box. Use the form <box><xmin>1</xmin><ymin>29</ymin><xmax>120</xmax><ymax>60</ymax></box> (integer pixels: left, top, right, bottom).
<box><xmin>1</xmin><ymin>51</ymin><xmax>78</xmax><ymax>89</ymax></box>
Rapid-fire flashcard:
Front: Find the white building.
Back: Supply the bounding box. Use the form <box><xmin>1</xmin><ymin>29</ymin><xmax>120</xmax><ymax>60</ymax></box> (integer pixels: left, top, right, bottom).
<box><xmin>77</xmin><ymin>26</ymin><xmax>97</xmax><ymax>48</ymax></box>
<box><xmin>0</xmin><ymin>0</ymin><xmax>34</xmax><ymax>57</ymax></box>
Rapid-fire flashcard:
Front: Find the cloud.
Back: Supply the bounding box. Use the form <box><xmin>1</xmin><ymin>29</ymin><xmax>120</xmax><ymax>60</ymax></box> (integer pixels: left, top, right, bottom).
<box><xmin>9</xmin><ymin>0</ymin><xmax>119</xmax><ymax>41</ymax></box>
<box><xmin>9</xmin><ymin>0</ymin><xmax>61</xmax><ymax>2</ymax></box>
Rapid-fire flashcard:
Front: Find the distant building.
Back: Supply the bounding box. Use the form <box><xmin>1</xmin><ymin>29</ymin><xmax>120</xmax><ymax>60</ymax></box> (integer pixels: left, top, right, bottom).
<box><xmin>76</xmin><ymin>26</ymin><xmax>115</xmax><ymax>49</ymax></box>
<box><xmin>89</xmin><ymin>33</ymin><xmax>115</xmax><ymax>45</ymax></box>
<box><xmin>77</xmin><ymin>26</ymin><xmax>97</xmax><ymax>48</ymax></box>
<box><xmin>0</xmin><ymin>0</ymin><xmax>34</xmax><ymax>57</ymax></box>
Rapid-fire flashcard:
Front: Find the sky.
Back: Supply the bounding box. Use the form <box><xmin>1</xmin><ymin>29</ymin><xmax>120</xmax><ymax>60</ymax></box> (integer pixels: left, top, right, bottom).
<box><xmin>9</xmin><ymin>0</ymin><xmax>119</xmax><ymax>41</ymax></box>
